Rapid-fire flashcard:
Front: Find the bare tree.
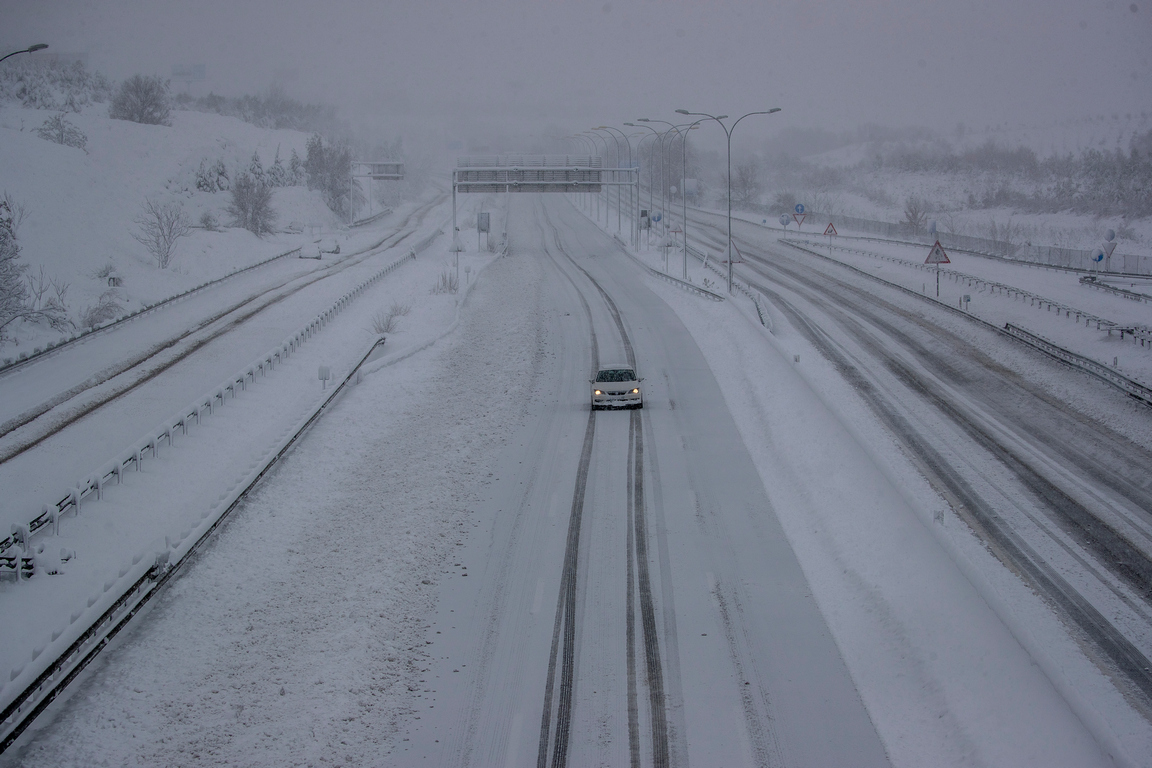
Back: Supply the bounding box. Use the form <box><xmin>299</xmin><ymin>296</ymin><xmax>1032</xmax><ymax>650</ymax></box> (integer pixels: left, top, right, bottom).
<box><xmin>109</xmin><ymin>75</ymin><xmax>171</xmax><ymax>126</ymax></box>
<box><xmin>1</xmin><ymin>199</ymin><xmax>70</xmax><ymax>341</ymax></box>
<box><xmin>903</xmin><ymin>195</ymin><xmax>927</xmax><ymax>235</ymax></box>
<box><xmin>732</xmin><ymin>158</ymin><xmax>763</xmax><ymax>207</ymax></box>
<box><xmin>227</xmin><ymin>172</ymin><xmax>277</xmax><ymax>236</ymax></box>
<box><xmin>132</xmin><ymin>198</ymin><xmax>191</xmax><ymax>268</ymax></box>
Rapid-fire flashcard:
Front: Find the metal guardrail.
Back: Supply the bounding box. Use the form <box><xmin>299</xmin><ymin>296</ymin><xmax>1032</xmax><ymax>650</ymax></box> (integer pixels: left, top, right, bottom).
<box><xmin>0</xmin><ymin>229</ymin><xmax>442</xmax><ymax>574</ymax></box>
<box><xmin>681</xmin><ymin>203</ymin><xmax>1151</xmax><ymax>278</ymax></box>
<box><xmin>0</xmin><ymin>246</ymin><xmax>302</xmax><ymax>374</ymax></box>
<box><xmin>0</xmin><ymin>335</ymin><xmax>387</xmax><ymax>753</ymax></box>
<box><xmin>780</xmin><ymin>239</ymin><xmax>1152</xmax><ymax>407</ymax></box>
<box><xmin>1002</xmin><ymin>324</ymin><xmax>1152</xmax><ymax>405</ymax></box>
<box><xmin>612</xmin><ymin>234</ymin><xmax>724</xmax><ymax>302</ymax></box>
<box><xmin>787</xmin><ymin>238</ymin><xmax>1152</xmax><ymax>347</ymax></box>
<box><xmin>1079</xmin><ymin>275</ymin><xmax>1152</xmax><ymax>305</ymax></box>
<box><xmin>0</xmin><ymin>232</ymin><xmax>449</xmax><ymax>748</ymax></box>
<box><xmin>350</xmin><ymin>207</ymin><xmax>393</xmax><ymax>228</ymax></box>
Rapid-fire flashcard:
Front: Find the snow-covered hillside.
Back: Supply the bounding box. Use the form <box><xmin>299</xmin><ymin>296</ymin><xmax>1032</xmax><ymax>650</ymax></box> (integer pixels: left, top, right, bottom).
<box><xmin>1</xmin><ymin>104</ymin><xmax>348</xmax><ymax>355</ymax></box>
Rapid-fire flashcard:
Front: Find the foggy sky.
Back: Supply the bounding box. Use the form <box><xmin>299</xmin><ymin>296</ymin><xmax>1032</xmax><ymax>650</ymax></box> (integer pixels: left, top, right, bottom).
<box><xmin>3</xmin><ymin>0</ymin><xmax>1151</xmax><ymax>153</ymax></box>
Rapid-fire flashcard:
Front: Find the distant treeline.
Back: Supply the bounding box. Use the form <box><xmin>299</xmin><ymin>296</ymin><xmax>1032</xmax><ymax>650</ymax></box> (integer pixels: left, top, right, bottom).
<box><xmin>173</xmin><ymin>87</ymin><xmax>350</xmax><ymax>138</ymax></box>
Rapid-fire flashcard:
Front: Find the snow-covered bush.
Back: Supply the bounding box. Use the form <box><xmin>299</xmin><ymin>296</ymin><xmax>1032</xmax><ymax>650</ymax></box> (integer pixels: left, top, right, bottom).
<box><xmin>34</xmin><ymin>113</ymin><xmax>88</xmax><ymax>152</ymax></box>
<box><xmin>80</xmin><ymin>289</ymin><xmax>122</xmax><ymax>329</ymax></box>
<box><xmin>0</xmin><ymin>59</ymin><xmax>112</xmax><ymax>111</ymax></box>
<box><xmin>227</xmin><ymin>173</ymin><xmax>277</xmax><ymax>236</ymax></box>
<box><xmin>109</xmin><ymin>75</ymin><xmax>172</xmax><ymax>126</ymax></box>
<box><xmin>132</xmin><ymin>199</ymin><xmax>191</xmax><ymax>268</ymax></box>
<box><xmin>199</xmin><ymin>211</ymin><xmax>219</xmax><ymax>231</ymax></box>
<box><xmin>195</xmin><ymin>158</ymin><xmax>231</xmax><ymax>193</ymax></box>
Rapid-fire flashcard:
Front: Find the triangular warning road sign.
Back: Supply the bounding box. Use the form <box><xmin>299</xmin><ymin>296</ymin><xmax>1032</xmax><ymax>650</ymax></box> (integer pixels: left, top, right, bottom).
<box><xmin>823</xmin><ymin>223</ymin><xmax>837</xmax><ymax>236</ymax></box>
<box><xmin>792</xmin><ymin>213</ymin><xmax>807</xmax><ymax>227</ymax></box>
<box><xmin>925</xmin><ymin>240</ymin><xmax>950</xmax><ymax>264</ymax></box>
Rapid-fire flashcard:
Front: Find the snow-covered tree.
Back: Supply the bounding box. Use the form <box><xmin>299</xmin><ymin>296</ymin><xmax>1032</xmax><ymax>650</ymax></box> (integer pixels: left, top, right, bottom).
<box><xmin>248</xmin><ymin>151</ymin><xmax>266</xmax><ymax>187</ymax></box>
<box><xmin>227</xmin><ymin>172</ymin><xmax>277</xmax><ymax>236</ymax></box>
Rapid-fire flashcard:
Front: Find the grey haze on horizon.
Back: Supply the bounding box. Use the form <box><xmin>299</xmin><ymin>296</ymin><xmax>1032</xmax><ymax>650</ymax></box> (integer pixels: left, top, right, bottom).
<box><xmin>3</xmin><ymin>0</ymin><xmax>1150</xmax><ymax>154</ymax></box>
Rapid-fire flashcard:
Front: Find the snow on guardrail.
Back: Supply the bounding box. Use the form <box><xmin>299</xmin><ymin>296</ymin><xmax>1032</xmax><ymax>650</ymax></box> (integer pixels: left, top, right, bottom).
<box><xmin>0</xmin><ymin>227</ymin><xmax>445</xmax><ymax>748</ymax></box>
<box><xmin>0</xmin><ymin>246</ymin><xmax>303</xmax><ymax>375</ymax></box>
<box><xmin>611</xmin><ymin>233</ymin><xmax>725</xmax><ymax>302</ymax></box>
<box><xmin>0</xmin><ymin>228</ymin><xmax>442</xmax><ymax>576</ymax></box>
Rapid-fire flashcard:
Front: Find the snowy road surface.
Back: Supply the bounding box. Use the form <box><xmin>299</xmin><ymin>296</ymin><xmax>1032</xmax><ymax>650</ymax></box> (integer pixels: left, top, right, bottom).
<box><xmin>4</xmin><ymin>195</ymin><xmax>1139</xmax><ymax>766</ymax></box>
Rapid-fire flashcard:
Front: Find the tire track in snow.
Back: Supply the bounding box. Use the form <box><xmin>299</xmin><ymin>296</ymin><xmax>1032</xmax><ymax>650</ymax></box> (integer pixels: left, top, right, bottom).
<box><xmin>534</xmin><ymin>198</ymin><xmax>671</xmax><ymax>766</ymax></box>
<box><xmin>716</xmin><ymin>225</ymin><xmax>1152</xmax><ymax>716</ymax></box>
<box><xmin>0</xmin><ymin>196</ymin><xmax>445</xmax><ymax>465</ymax></box>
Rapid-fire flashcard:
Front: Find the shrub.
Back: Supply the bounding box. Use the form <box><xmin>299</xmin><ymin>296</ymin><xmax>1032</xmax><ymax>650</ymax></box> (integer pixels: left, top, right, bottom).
<box><xmin>0</xmin><ymin>59</ymin><xmax>112</xmax><ymax>111</ymax></box>
<box><xmin>132</xmin><ymin>198</ymin><xmax>191</xmax><ymax>268</ymax></box>
<box><xmin>431</xmin><ymin>268</ymin><xmax>458</xmax><ymax>295</ymax></box>
<box><xmin>370</xmin><ymin>302</ymin><xmax>411</xmax><ymax>335</ymax></box>
<box><xmin>80</xmin><ymin>289</ymin><xmax>122</xmax><ymax>329</ymax></box>
<box><xmin>34</xmin><ymin>113</ymin><xmax>88</xmax><ymax>151</ymax></box>
<box><xmin>199</xmin><ymin>211</ymin><xmax>219</xmax><ymax>231</ymax></box>
<box><xmin>109</xmin><ymin>75</ymin><xmax>171</xmax><ymax>125</ymax></box>
<box><xmin>227</xmin><ymin>173</ymin><xmax>277</xmax><ymax>236</ymax></box>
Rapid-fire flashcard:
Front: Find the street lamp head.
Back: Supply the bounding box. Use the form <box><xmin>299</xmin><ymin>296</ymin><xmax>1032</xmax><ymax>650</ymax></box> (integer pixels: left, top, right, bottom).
<box><xmin>28</xmin><ymin>44</ymin><xmax>48</xmax><ymax>52</ymax></box>
<box><xmin>675</xmin><ymin>109</ymin><xmax>690</xmax><ymax>115</ymax></box>
<box><xmin>637</xmin><ymin>118</ymin><xmax>651</xmax><ymax>122</ymax></box>
<box><xmin>715</xmin><ymin>115</ymin><xmax>729</xmax><ymax>120</ymax></box>
<box><xmin>623</xmin><ymin>122</ymin><xmax>636</xmax><ymax>126</ymax></box>
<box><xmin>767</xmin><ymin>107</ymin><xmax>782</xmax><ymax>114</ymax></box>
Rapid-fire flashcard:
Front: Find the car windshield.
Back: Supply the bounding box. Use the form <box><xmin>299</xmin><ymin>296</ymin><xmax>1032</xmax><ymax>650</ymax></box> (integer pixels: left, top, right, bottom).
<box><xmin>596</xmin><ymin>369</ymin><xmax>636</xmax><ymax>383</ymax></box>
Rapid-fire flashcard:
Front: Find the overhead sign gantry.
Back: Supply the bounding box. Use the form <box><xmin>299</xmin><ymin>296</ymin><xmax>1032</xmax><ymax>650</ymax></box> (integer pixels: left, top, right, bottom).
<box><xmin>453</xmin><ymin>155</ymin><xmax>641</xmax><ymax>246</ymax></box>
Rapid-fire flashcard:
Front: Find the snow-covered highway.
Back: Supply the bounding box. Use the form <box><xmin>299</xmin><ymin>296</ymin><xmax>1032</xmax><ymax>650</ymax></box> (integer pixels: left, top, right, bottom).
<box><xmin>4</xmin><ymin>195</ymin><xmax>1148</xmax><ymax>766</ymax></box>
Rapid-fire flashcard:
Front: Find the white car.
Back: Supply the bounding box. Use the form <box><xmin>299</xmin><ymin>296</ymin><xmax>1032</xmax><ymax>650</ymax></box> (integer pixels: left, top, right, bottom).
<box><xmin>591</xmin><ymin>365</ymin><xmax>643</xmax><ymax>410</ymax></box>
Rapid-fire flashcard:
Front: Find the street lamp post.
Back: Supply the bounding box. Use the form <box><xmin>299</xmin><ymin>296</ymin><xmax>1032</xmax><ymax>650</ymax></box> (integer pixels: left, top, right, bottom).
<box><xmin>568</xmin><ymin>135</ymin><xmax>596</xmax><ymax>213</ymax></box>
<box><xmin>0</xmin><ymin>43</ymin><xmax>48</xmax><ymax>64</ymax></box>
<box><xmin>677</xmin><ymin>108</ymin><xmax>781</xmax><ymax>294</ymax></box>
<box><xmin>679</xmin><ymin>120</ymin><xmax>708</xmax><ymax>275</ymax></box>
<box><xmin>592</xmin><ymin>128</ymin><xmax>622</xmax><ymax>235</ymax></box>
<box><xmin>597</xmin><ymin>126</ymin><xmax>635</xmax><ymax>243</ymax></box>
<box><xmin>625</xmin><ymin>123</ymin><xmax>661</xmax><ymax>248</ymax></box>
<box><xmin>584</xmin><ymin>131</ymin><xmax>610</xmax><ymax>224</ymax></box>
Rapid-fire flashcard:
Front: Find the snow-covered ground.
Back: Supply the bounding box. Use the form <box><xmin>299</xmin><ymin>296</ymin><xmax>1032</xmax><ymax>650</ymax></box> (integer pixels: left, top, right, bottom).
<box><xmin>5</xmin><ymin>191</ymin><xmax>1152</xmax><ymax>766</ymax></box>
<box><xmin>0</xmin><ymin>104</ymin><xmax>354</xmax><ymax>356</ymax></box>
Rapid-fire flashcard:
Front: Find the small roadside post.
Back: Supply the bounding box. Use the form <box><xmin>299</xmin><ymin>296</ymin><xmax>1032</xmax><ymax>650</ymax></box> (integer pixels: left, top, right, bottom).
<box><xmin>925</xmin><ymin>240</ymin><xmax>950</xmax><ymax>297</ymax></box>
<box><xmin>478</xmin><ymin>212</ymin><xmax>490</xmax><ymax>251</ymax></box>
<box><xmin>318</xmin><ymin>365</ymin><xmax>331</xmax><ymax>390</ymax></box>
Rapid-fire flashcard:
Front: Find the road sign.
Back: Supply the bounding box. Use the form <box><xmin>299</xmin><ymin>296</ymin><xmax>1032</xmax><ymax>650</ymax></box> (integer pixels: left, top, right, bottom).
<box><xmin>925</xmin><ymin>240</ymin><xmax>950</xmax><ymax>264</ymax></box>
<box><xmin>1103</xmin><ymin>242</ymin><xmax>1117</xmax><ymax>258</ymax></box>
<box><xmin>794</xmin><ymin>203</ymin><xmax>805</xmax><ymax>214</ymax></box>
<box><xmin>477</xmin><ymin>212</ymin><xmax>490</xmax><ymax>233</ymax></box>
<box><xmin>792</xmin><ymin>213</ymin><xmax>807</xmax><ymax>227</ymax></box>
<box><xmin>823</xmin><ymin>223</ymin><xmax>837</xmax><ymax>236</ymax></box>
<box><xmin>779</xmin><ymin>214</ymin><xmax>790</xmax><ymax>227</ymax></box>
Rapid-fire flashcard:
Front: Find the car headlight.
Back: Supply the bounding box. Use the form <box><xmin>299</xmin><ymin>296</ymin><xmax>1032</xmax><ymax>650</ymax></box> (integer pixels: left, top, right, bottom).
<box><xmin>594</xmin><ymin>390</ymin><xmax>602</xmax><ymax>395</ymax></box>
<box><xmin>632</xmin><ymin>388</ymin><xmax>639</xmax><ymax>394</ymax></box>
